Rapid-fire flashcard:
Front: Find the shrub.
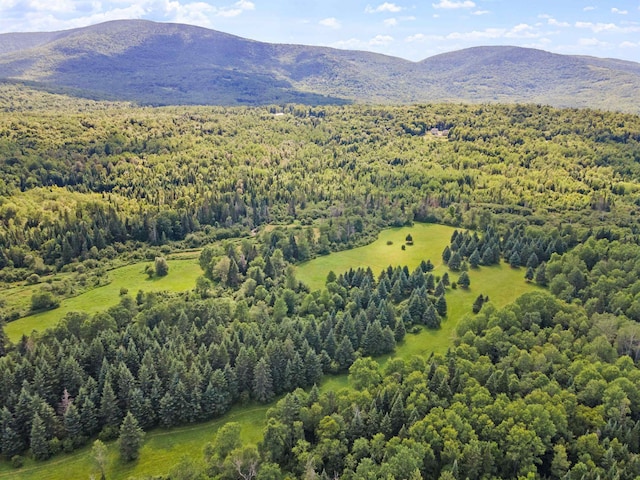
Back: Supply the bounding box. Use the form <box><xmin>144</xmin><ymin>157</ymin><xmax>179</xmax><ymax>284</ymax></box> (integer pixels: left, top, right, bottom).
<box><xmin>31</xmin><ymin>290</ymin><xmax>60</xmax><ymax>311</ymax></box>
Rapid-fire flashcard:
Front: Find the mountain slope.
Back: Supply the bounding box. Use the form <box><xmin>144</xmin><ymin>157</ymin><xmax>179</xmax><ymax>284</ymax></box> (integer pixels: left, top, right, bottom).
<box><xmin>1</xmin><ymin>20</ymin><xmax>640</xmax><ymax>111</ymax></box>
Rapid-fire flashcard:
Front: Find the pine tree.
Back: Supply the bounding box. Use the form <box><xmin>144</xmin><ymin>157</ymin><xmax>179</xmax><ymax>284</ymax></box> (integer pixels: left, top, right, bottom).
<box><xmin>472</xmin><ymin>295</ymin><xmax>485</xmax><ymax>314</ymax></box>
<box><xmin>304</xmin><ymin>348</ymin><xmax>323</xmax><ymax>386</ymax></box>
<box><xmin>458</xmin><ymin>271</ymin><xmax>470</xmax><ymax>289</ymax></box>
<box><xmin>535</xmin><ymin>262</ymin><xmax>548</xmax><ymax>286</ymax></box>
<box><xmin>1</xmin><ymin>407</ymin><xmax>23</xmax><ymax>458</ymax></box>
<box><xmin>335</xmin><ymin>337</ymin><xmax>356</xmax><ymax>371</ymax></box>
<box><xmin>525</xmin><ymin>266</ymin><xmax>534</xmax><ymax>282</ymax></box>
<box><xmin>80</xmin><ymin>396</ymin><xmax>99</xmax><ymax>436</ymax></box>
<box><xmin>469</xmin><ymin>249</ymin><xmax>481</xmax><ymax>269</ymax></box>
<box><xmin>422</xmin><ymin>304</ymin><xmax>440</xmax><ymax>329</ymax></box>
<box><xmin>448</xmin><ymin>251</ymin><xmax>462</xmax><ymax>271</ymax></box>
<box><xmin>509</xmin><ymin>251</ymin><xmax>521</xmax><ymax>268</ymax></box>
<box><xmin>30</xmin><ymin>413</ymin><xmax>50</xmax><ymax>461</ymax></box>
<box><xmin>118</xmin><ymin>412</ymin><xmax>144</xmax><ymax>462</ymax></box>
<box><xmin>99</xmin><ymin>380</ymin><xmax>122</xmax><ymax>427</ymax></box>
<box><xmin>394</xmin><ymin>317</ymin><xmax>406</xmax><ymax>342</ymax></box>
<box><xmin>389</xmin><ymin>394</ymin><xmax>406</xmax><ymax>434</ymax></box>
<box><xmin>227</xmin><ymin>258</ymin><xmax>240</xmax><ymax>288</ymax></box>
<box><xmin>252</xmin><ymin>358</ymin><xmax>274</xmax><ymax>403</ymax></box>
<box><xmin>442</xmin><ymin>246</ymin><xmax>452</xmax><ymax>264</ymax></box>
<box><xmin>526</xmin><ymin>252</ymin><xmax>540</xmax><ymax>269</ymax></box>
<box><xmin>63</xmin><ymin>403</ymin><xmax>84</xmax><ymax>447</ymax></box>
<box><xmin>436</xmin><ymin>295</ymin><xmax>447</xmax><ymax>318</ymax></box>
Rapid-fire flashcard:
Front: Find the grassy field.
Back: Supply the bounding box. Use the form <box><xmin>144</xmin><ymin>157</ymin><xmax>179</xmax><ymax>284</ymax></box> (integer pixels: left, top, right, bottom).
<box><xmin>2</xmin><ymin>223</ymin><xmax>540</xmax><ymax>479</ymax></box>
<box><xmin>296</xmin><ymin>223</ymin><xmax>455</xmax><ymax>291</ymax></box>
<box><xmin>0</xmin><ymin>403</ymin><xmax>268</xmax><ymax>480</ymax></box>
<box><xmin>5</xmin><ymin>258</ymin><xmax>203</xmax><ymax>343</ymax></box>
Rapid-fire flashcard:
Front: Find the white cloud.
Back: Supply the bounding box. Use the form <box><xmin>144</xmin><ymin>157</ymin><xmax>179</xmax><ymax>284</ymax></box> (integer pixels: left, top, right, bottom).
<box><xmin>440</xmin><ymin>23</ymin><xmax>545</xmax><ymax>42</ymax></box>
<box><xmin>447</xmin><ymin>28</ymin><xmax>504</xmax><ymax>40</ymax></box>
<box><xmin>405</xmin><ymin>33</ymin><xmax>440</xmax><ymax>42</ymax></box>
<box><xmin>319</xmin><ymin>17</ymin><xmax>341</xmax><ymax>29</ymax></box>
<box><xmin>332</xmin><ymin>38</ymin><xmax>365</xmax><ymax>49</ymax></box>
<box><xmin>611</xmin><ymin>7</ymin><xmax>627</xmax><ymax>15</ymax></box>
<box><xmin>575</xmin><ymin>21</ymin><xmax>618</xmax><ymax>33</ymax></box>
<box><xmin>406</xmin><ymin>33</ymin><xmax>427</xmax><ymax>42</ymax></box>
<box><xmin>365</xmin><ymin>2</ymin><xmax>402</xmax><ymax>14</ymax></box>
<box><xmin>579</xmin><ymin>37</ymin><xmax>609</xmax><ymax>47</ymax></box>
<box><xmin>620</xmin><ymin>41</ymin><xmax>638</xmax><ymax>48</ymax></box>
<box><xmin>472</xmin><ymin>10</ymin><xmax>489</xmax><ymax>15</ymax></box>
<box><xmin>432</xmin><ymin>0</ymin><xmax>475</xmax><ymax>9</ymax></box>
<box><xmin>583</xmin><ymin>6</ymin><xmax>595</xmax><ymax>11</ymax></box>
<box><xmin>369</xmin><ymin>34</ymin><xmax>393</xmax><ymax>45</ymax></box>
<box><xmin>547</xmin><ymin>18</ymin><xmax>570</xmax><ymax>27</ymax></box>
<box><xmin>217</xmin><ymin>0</ymin><xmax>255</xmax><ymax>18</ymax></box>
<box><xmin>384</xmin><ymin>18</ymin><xmax>398</xmax><ymax>26</ymax></box>
<box><xmin>27</xmin><ymin>0</ymin><xmax>76</xmax><ymax>14</ymax></box>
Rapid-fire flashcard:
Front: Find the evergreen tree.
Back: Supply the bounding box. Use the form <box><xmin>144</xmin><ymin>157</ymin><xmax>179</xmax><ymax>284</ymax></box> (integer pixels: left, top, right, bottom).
<box><xmin>80</xmin><ymin>396</ymin><xmax>99</xmax><ymax>436</ymax></box>
<box><xmin>335</xmin><ymin>337</ymin><xmax>356</xmax><ymax>371</ymax></box>
<box><xmin>304</xmin><ymin>348</ymin><xmax>323</xmax><ymax>386</ymax></box>
<box><xmin>425</xmin><ymin>273</ymin><xmax>435</xmax><ymax>292</ymax></box>
<box><xmin>472</xmin><ymin>295</ymin><xmax>485</xmax><ymax>314</ymax></box>
<box><xmin>458</xmin><ymin>271</ymin><xmax>470</xmax><ymax>289</ymax></box>
<box><xmin>422</xmin><ymin>304</ymin><xmax>440</xmax><ymax>329</ymax></box>
<box><xmin>118</xmin><ymin>412</ymin><xmax>145</xmax><ymax>462</ymax></box>
<box><xmin>99</xmin><ymin>381</ymin><xmax>122</xmax><ymax>427</ymax></box>
<box><xmin>227</xmin><ymin>258</ymin><xmax>240</xmax><ymax>288</ymax></box>
<box><xmin>63</xmin><ymin>403</ymin><xmax>83</xmax><ymax>447</ymax></box>
<box><xmin>394</xmin><ymin>317</ymin><xmax>406</xmax><ymax>342</ymax></box>
<box><xmin>526</xmin><ymin>252</ymin><xmax>539</xmax><ymax>269</ymax></box>
<box><xmin>389</xmin><ymin>394</ymin><xmax>406</xmax><ymax>434</ymax></box>
<box><xmin>469</xmin><ymin>249</ymin><xmax>481</xmax><ymax>269</ymax></box>
<box><xmin>509</xmin><ymin>251</ymin><xmax>521</xmax><ymax>268</ymax></box>
<box><xmin>535</xmin><ymin>262</ymin><xmax>548</xmax><ymax>286</ymax></box>
<box><xmin>30</xmin><ymin>413</ymin><xmax>50</xmax><ymax>461</ymax></box>
<box><xmin>448</xmin><ymin>251</ymin><xmax>462</xmax><ymax>271</ymax></box>
<box><xmin>525</xmin><ymin>266</ymin><xmax>534</xmax><ymax>282</ymax></box>
<box><xmin>252</xmin><ymin>358</ymin><xmax>274</xmax><ymax>403</ymax></box>
<box><xmin>436</xmin><ymin>295</ymin><xmax>447</xmax><ymax>318</ymax></box>
<box><xmin>1</xmin><ymin>408</ymin><xmax>23</xmax><ymax>458</ymax></box>
<box><xmin>442</xmin><ymin>246</ymin><xmax>451</xmax><ymax>264</ymax></box>
<box><xmin>362</xmin><ymin>321</ymin><xmax>385</xmax><ymax>357</ymax></box>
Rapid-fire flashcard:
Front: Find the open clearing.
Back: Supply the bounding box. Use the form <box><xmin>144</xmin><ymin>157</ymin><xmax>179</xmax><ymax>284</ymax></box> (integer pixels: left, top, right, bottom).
<box><xmin>296</xmin><ymin>223</ymin><xmax>456</xmax><ymax>291</ymax></box>
<box><xmin>5</xmin><ymin>258</ymin><xmax>203</xmax><ymax>343</ymax></box>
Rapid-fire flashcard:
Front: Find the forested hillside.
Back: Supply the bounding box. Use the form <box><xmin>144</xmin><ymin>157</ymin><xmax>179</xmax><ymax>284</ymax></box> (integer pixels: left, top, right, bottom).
<box><xmin>2</xmin><ymin>20</ymin><xmax>640</xmax><ymax>111</ymax></box>
<box><xmin>2</xmin><ymin>84</ymin><xmax>640</xmax><ymax>478</ymax></box>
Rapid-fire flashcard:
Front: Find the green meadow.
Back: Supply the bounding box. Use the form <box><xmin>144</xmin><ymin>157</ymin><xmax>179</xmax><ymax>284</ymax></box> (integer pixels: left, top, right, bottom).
<box><xmin>0</xmin><ymin>404</ymin><xmax>267</xmax><ymax>480</ymax></box>
<box><xmin>5</xmin><ymin>258</ymin><xmax>203</xmax><ymax>343</ymax></box>
<box><xmin>2</xmin><ymin>223</ymin><xmax>540</xmax><ymax>479</ymax></box>
<box><xmin>296</xmin><ymin>223</ymin><xmax>455</xmax><ymax>291</ymax></box>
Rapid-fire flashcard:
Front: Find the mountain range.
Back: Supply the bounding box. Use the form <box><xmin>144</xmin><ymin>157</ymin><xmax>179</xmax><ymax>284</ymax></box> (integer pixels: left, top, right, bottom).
<box><xmin>1</xmin><ymin>19</ymin><xmax>640</xmax><ymax>112</ymax></box>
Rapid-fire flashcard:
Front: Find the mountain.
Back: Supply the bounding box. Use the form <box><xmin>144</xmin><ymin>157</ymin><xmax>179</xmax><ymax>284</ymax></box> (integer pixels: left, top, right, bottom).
<box><xmin>1</xmin><ymin>19</ymin><xmax>640</xmax><ymax>112</ymax></box>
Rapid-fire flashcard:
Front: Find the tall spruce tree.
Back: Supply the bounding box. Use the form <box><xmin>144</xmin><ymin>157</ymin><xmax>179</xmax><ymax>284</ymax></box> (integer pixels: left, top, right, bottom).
<box><xmin>118</xmin><ymin>412</ymin><xmax>144</xmax><ymax>462</ymax></box>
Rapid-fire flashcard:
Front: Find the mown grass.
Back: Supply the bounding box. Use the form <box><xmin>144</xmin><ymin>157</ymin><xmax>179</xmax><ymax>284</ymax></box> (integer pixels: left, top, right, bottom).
<box><xmin>5</xmin><ymin>258</ymin><xmax>202</xmax><ymax>343</ymax></box>
<box><xmin>2</xmin><ymin>224</ymin><xmax>540</xmax><ymax>479</ymax></box>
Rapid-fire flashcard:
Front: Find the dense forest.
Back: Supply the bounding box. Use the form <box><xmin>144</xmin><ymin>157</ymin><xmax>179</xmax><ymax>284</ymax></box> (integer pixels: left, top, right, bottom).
<box><xmin>2</xmin><ymin>84</ymin><xmax>640</xmax><ymax>478</ymax></box>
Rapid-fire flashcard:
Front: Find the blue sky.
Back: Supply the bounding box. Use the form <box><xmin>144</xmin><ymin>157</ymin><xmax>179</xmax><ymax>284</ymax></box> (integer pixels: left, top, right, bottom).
<box><xmin>1</xmin><ymin>1</ymin><xmax>639</xmax><ymax>62</ymax></box>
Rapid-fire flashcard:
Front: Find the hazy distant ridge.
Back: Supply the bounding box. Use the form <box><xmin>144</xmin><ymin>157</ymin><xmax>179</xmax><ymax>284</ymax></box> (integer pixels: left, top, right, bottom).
<box><xmin>1</xmin><ymin>19</ymin><xmax>640</xmax><ymax>111</ymax></box>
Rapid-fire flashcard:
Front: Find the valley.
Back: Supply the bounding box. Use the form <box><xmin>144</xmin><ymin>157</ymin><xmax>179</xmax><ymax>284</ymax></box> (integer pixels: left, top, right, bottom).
<box><xmin>0</xmin><ymin>81</ymin><xmax>640</xmax><ymax>478</ymax></box>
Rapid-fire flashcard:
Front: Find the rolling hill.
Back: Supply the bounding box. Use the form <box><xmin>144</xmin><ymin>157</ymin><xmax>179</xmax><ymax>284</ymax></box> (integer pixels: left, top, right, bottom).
<box><xmin>1</xmin><ymin>19</ymin><xmax>640</xmax><ymax>111</ymax></box>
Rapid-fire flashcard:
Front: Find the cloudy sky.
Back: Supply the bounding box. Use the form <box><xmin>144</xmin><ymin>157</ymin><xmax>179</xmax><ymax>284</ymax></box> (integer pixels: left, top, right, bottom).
<box><xmin>1</xmin><ymin>1</ymin><xmax>639</xmax><ymax>62</ymax></box>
